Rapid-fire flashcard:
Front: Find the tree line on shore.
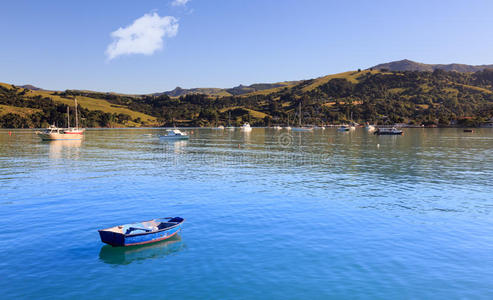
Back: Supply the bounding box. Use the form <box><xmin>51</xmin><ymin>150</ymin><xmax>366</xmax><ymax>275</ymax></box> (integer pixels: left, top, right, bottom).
<box><xmin>1</xmin><ymin>69</ymin><xmax>493</xmax><ymax>128</ymax></box>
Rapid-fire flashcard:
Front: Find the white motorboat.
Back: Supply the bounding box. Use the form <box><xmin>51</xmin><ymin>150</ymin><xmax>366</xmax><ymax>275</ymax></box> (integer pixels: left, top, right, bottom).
<box><xmin>273</xmin><ymin>125</ymin><xmax>282</xmax><ymax>130</ymax></box>
<box><xmin>240</xmin><ymin>122</ymin><xmax>252</xmax><ymax>132</ymax></box>
<box><xmin>292</xmin><ymin>127</ymin><xmax>313</xmax><ymax>132</ymax></box>
<box><xmin>364</xmin><ymin>122</ymin><xmax>376</xmax><ymax>132</ymax></box>
<box><xmin>160</xmin><ymin>129</ymin><xmax>189</xmax><ymax>140</ymax></box>
<box><xmin>337</xmin><ymin>125</ymin><xmax>351</xmax><ymax>132</ymax></box>
<box><xmin>374</xmin><ymin>127</ymin><xmax>403</xmax><ymax>135</ymax></box>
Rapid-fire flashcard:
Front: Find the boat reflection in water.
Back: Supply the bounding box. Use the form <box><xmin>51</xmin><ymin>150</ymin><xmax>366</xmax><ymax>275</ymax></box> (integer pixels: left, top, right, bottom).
<box><xmin>48</xmin><ymin>139</ymin><xmax>82</xmax><ymax>159</ymax></box>
<box><xmin>98</xmin><ymin>235</ymin><xmax>185</xmax><ymax>265</ymax></box>
<box><xmin>160</xmin><ymin>139</ymin><xmax>188</xmax><ymax>154</ymax></box>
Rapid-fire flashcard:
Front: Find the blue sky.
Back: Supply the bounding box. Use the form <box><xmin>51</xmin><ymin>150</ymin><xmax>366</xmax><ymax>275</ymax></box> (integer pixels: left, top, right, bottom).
<box><xmin>1</xmin><ymin>0</ymin><xmax>492</xmax><ymax>94</ymax></box>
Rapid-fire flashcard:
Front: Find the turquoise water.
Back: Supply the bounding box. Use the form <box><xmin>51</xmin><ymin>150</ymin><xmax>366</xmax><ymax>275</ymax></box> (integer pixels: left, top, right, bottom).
<box><xmin>1</xmin><ymin>128</ymin><xmax>492</xmax><ymax>299</ymax></box>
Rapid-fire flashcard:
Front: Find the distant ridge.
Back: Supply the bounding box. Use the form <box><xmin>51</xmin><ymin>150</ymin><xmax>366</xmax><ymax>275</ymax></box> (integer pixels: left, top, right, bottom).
<box><xmin>156</xmin><ymin>81</ymin><xmax>300</xmax><ymax>97</ymax></box>
<box><xmin>20</xmin><ymin>84</ymin><xmax>44</xmax><ymax>91</ymax></box>
<box><xmin>370</xmin><ymin>59</ymin><xmax>493</xmax><ymax>72</ymax></box>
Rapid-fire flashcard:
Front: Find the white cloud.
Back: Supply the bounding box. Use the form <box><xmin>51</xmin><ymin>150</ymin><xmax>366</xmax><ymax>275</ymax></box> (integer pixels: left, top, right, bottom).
<box><xmin>106</xmin><ymin>12</ymin><xmax>178</xmax><ymax>60</ymax></box>
<box><xmin>171</xmin><ymin>0</ymin><xmax>190</xmax><ymax>6</ymax></box>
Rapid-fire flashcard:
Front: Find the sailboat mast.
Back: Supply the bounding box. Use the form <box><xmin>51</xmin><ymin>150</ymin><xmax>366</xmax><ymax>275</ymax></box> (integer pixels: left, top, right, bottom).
<box><xmin>67</xmin><ymin>106</ymin><xmax>70</xmax><ymax>128</ymax></box>
<box><xmin>75</xmin><ymin>97</ymin><xmax>79</xmax><ymax>129</ymax></box>
<box><xmin>298</xmin><ymin>102</ymin><xmax>301</xmax><ymax>127</ymax></box>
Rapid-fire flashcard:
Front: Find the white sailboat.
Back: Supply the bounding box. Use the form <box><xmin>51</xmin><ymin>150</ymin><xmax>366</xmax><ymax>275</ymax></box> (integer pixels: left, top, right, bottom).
<box><xmin>292</xmin><ymin>102</ymin><xmax>313</xmax><ymax>131</ymax></box>
<box><xmin>226</xmin><ymin>111</ymin><xmax>235</xmax><ymax>130</ymax></box>
<box><xmin>36</xmin><ymin>97</ymin><xmax>85</xmax><ymax>140</ymax></box>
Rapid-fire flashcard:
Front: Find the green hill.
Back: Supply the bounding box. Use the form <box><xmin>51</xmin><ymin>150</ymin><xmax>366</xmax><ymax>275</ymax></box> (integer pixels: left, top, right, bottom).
<box><xmin>2</xmin><ymin>61</ymin><xmax>493</xmax><ymax>128</ymax></box>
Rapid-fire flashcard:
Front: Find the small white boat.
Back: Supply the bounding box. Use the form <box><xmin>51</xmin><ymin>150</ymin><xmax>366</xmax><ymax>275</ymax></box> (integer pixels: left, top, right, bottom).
<box><xmin>364</xmin><ymin>122</ymin><xmax>376</xmax><ymax>132</ymax></box>
<box><xmin>217</xmin><ymin>125</ymin><xmax>225</xmax><ymax>130</ymax></box>
<box><xmin>225</xmin><ymin>112</ymin><xmax>235</xmax><ymax>130</ymax></box>
<box><xmin>292</xmin><ymin>102</ymin><xmax>313</xmax><ymax>132</ymax></box>
<box><xmin>292</xmin><ymin>127</ymin><xmax>313</xmax><ymax>132</ymax></box>
<box><xmin>273</xmin><ymin>125</ymin><xmax>282</xmax><ymax>130</ymax></box>
<box><xmin>240</xmin><ymin>123</ymin><xmax>252</xmax><ymax>132</ymax></box>
<box><xmin>160</xmin><ymin>129</ymin><xmax>189</xmax><ymax>140</ymax></box>
<box><xmin>285</xmin><ymin>126</ymin><xmax>292</xmax><ymax>131</ymax></box>
<box><xmin>337</xmin><ymin>125</ymin><xmax>350</xmax><ymax>132</ymax></box>
<box><xmin>374</xmin><ymin>127</ymin><xmax>403</xmax><ymax>135</ymax></box>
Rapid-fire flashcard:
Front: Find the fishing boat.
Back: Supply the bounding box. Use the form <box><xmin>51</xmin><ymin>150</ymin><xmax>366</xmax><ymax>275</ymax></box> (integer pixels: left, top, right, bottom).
<box><xmin>159</xmin><ymin>129</ymin><xmax>189</xmax><ymax>140</ymax></box>
<box><xmin>98</xmin><ymin>217</ymin><xmax>185</xmax><ymax>247</ymax></box>
<box><xmin>374</xmin><ymin>127</ymin><xmax>403</xmax><ymax>135</ymax></box>
<box><xmin>36</xmin><ymin>98</ymin><xmax>84</xmax><ymax>141</ymax></box>
<box><xmin>292</xmin><ymin>102</ymin><xmax>313</xmax><ymax>131</ymax></box>
<box><xmin>241</xmin><ymin>122</ymin><xmax>252</xmax><ymax>132</ymax></box>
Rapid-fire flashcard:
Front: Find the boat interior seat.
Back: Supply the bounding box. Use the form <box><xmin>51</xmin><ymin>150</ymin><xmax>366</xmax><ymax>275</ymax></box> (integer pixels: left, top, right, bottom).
<box><xmin>157</xmin><ymin>222</ymin><xmax>175</xmax><ymax>230</ymax></box>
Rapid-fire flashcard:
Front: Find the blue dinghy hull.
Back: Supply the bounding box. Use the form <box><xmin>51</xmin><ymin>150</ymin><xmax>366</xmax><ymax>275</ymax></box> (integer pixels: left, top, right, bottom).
<box><xmin>98</xmin><ymin>217</ymin><xmax>184</xmax><ymax>247</ymax></box>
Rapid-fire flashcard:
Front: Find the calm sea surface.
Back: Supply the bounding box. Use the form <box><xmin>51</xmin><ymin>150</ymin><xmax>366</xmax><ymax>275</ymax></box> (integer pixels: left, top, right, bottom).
<box><xmin>0</xmin><ymin>128</ymin><xmax>492</xmax><ymax>299</ymax></box>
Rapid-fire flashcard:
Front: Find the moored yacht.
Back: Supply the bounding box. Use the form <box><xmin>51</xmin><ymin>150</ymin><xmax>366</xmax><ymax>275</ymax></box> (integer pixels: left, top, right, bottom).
<box><xmin>36</xmin><ymin>125</ymin><xmax>84</xmax><ymax>141</ymax></box>
<box><xmin>36</xmin><ymin>98</ymin><xmax>84</xmax><ymax>141</ymax></box>
<box><xmin>374</xmin><ymin>127</ymin><xmax>403</xmax><ymax>135</ymax></box>
<box><xmin>292</xmin><ymin>102</ymin><xmax>313</xmax><ymax>131</ymax></box>
<box><xmin>240</xmin><ymin>122</ymin><xmax>252</xmax><ymax>132</ymax></box>
<box><xmin>365</xmin><ymin>123</ymin><xmax>376</xmax><ymax>132</ymax></box>
<box><xmin>160</xmin><ymin>129</ymin><xmax>189</xmax><ymax>140</ymax></box>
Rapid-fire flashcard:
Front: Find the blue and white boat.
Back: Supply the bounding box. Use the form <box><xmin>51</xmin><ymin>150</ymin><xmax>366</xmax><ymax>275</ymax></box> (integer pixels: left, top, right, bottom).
<box><xmin>338</xmin><ymin>125</ymin><xmax>355</xmax><ymax>132</ymax></box>
<box><xmin>98</xmin><ymin>217</ymin><xmax>185</xmax><ymax>247</ymax></box>
<box><xmin>374</xmin><ymin>127</ymin><xmax>403</xmax><ymax>135</ymax></box>
<box><xmin>159</xmin><ymin>129</ymin><xmax>189</xmax><ymax>140</ymax></box>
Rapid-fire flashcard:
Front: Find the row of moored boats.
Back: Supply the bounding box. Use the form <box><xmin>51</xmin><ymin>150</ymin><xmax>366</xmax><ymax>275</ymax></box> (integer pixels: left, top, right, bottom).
<box><xmin>35</xmin><ymin>98</ymin><xmax>401</xmax><ymax>141</ymax></box>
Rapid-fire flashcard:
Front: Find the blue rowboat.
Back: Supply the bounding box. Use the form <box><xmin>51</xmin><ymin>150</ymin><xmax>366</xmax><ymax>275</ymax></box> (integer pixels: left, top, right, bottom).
<box><xmin>98</xmin><ymin>217</ymin><xmax>185</xmax><ymax>247</ymax></box>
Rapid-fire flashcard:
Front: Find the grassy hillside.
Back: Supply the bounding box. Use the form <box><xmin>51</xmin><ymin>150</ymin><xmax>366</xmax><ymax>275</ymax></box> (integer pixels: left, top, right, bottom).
<box><xmin>32</xmin><ymin>90</ymin><xmax>156</xmax><ymax>123</ymax></box>
<box><xmin>0</xmin><ymin>83</ymin><xmax>157</xmax><ymax>128</ymax></box>
<box><xmin>0</xmin><ymin>104</ymin><xmax>42</xmax><ymax>117</ymax></box>
<box><xmin>2</xmin><ymin>66</ymin><xmax>493</xmax><ymax>128</ymax></box>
